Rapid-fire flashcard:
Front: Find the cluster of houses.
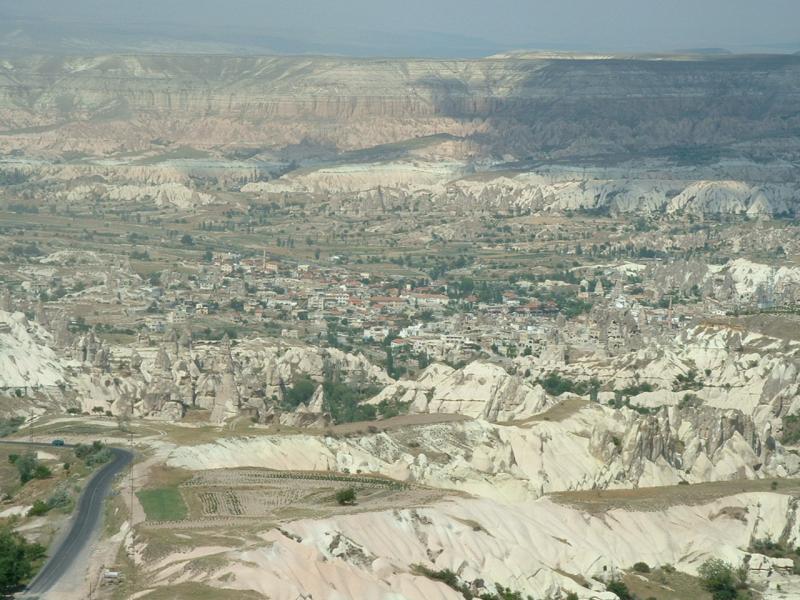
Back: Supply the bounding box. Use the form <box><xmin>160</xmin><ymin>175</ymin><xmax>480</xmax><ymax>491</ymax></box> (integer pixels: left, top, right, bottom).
<box><xmin>4</xmin><ymin>248</ymin><xmax>797</xmax><ymax>369</ymax></box>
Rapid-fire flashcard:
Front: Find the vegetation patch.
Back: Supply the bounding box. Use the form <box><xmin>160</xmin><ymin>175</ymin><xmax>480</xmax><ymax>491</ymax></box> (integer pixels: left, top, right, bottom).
<box><xmin>698</xmin><ymin>558</ymin><xmax>751</xmax><ymax>600</ymax></box>
<box><xmin>781</xmin><ymin>415</ymin><xmax>800</xmax><ymax>445</ymax></box>
<box><xmin>335</xmin><ymin>487</ymin><xmax>357</xmax><ymax>505</ymax></box>
<box><xmin>679</xmin><ymin>393</ymin><xmax>703</xmax><ymax>410</ymax></box>
<box><xmin>9</xmin><ymin>452</ymin><xmax>51</xmax><ymax>485</ymax></box>
<box><xmin>27</xmin><ymin>484</ymin><xmax>72</xmax><ymax>516</ymax></box>
<box><xmin>673</xmin><ymin>369</ymin><xmax>704</xmax><ymax>391</ymax></box>
<box><xmin>412</xmin><ymin>564</ymin><xmax>532</xmax><ymax>599</ymax></box>
<box><xmin>0</xmin><ymin>417</ymin><xmax>25</xmax><ymax>438</ymax></box>
<box><xmin>74</xmin><ymin>440</ymin><xmax>113</xmax><ymax>466</ymax></box>
<box><xmin>536</xmin><ymin>373</ymin><xmax>600</xmax><ymax>398</ymax></box>
<box><xmin>137</xmin><ymin>487</ymin><xmax>188</xmax><ymax>521</ymax></box>
<box><xmin>749</xmin><ymin>537</ymin><xmax>800</xmax><ymax>573</ymax></box>
<box><xmin>621</xmin><ymin>566</ymin><xmax>712</xmax><ymax>600</ymax></box>
<box><xmin>0</xmin><ymin>526</ymin><xmax>46</xmax><ymax>593</ymax></box>
<box><xmin>322</xmin><ymin>378</ymin><xmax>382</xmax><ymax>424</ymax></box>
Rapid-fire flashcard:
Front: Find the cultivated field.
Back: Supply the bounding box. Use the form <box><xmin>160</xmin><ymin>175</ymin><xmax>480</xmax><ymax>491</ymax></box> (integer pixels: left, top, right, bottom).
<box><xmin>137</xmin><ymin>467</ymin><xmax>448</xmax><ymax>525</ymax></box>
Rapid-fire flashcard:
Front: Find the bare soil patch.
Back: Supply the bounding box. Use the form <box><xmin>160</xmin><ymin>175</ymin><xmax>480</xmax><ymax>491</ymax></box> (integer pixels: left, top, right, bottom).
<box><xmin>550</xmin><ymin>478</ymin><xmax>800</xmax><ymax>513</ymax></box>
<box><xmin>327</xmin><ymin>412</ymin><xmax>471</xmax><ymax>435</ymax></box>
<box><xmin>501</xmin><ymin>396</ymin><xmax>589</xmax><ymax>427</ymax></box>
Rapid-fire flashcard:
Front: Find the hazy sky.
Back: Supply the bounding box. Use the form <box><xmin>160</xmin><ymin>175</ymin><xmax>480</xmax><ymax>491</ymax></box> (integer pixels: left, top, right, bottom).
<box><xmin>2</xmin><ymin>0</ymin><xmax>799</xmax><ymax>56</ymax></box>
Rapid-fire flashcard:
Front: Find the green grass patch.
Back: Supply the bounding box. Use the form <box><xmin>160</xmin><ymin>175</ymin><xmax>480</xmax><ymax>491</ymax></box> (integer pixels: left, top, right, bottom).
<box><xmin>136</xmin><ymin>487</ymin><xmax>188</xmax><ymax>521</ymax></box>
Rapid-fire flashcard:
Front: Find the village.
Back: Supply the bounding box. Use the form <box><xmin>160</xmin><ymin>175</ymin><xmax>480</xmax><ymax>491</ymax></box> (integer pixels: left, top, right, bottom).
<box><xmin>3</xmin><ymin>232</ymin><xmax>799</xmax><ymax>398</ymax></box>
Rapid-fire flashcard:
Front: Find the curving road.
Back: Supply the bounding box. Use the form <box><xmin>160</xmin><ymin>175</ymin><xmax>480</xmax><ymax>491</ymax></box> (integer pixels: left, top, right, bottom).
<box><xmin>0</xmin><ymin>441</ymin><xmax>133</xmax><ymax>598</ymax></box>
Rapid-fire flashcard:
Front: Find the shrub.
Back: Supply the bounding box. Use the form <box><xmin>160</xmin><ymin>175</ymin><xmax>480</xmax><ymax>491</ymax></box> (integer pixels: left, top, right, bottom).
<box><xmin>619</xmin><ymin>383</ymin><xmax>654</xmax><ymax>397</ymax></box>
<box><xmin>85</xmin><ymin>448</ymin><xmax>112</xmax><ymax>466</ymax></box>
<box><xmin>633</xmin><ymin>561</ymin><xmax>651</xmax><ymax>573</ymax></box>
<box><xmin>0</xmin><ymin>417</ymin><xmax>25</xmax><ymax>438</ymax></box>
<box><xmin>46</xmin><ymin>486</ymin><xmax>71</xmax><ymax>511</ymax></box>
<box><xmin>606</xmin><ymin>580</ymin><xmax>634</xmax><ymax>600</ymax></box>
<box><xmin>673</xmin><ymin>370</ymin><xmax>703</xmax><ymax>391</ymax></box>
<box><xmin>335</xmin><ymin>487</ymin><xmax>356</xmax><ymax>506</ymax></box>
<box><xmin>33</xmin><ymin>464</ymin><xmax>51</xmax><ymax>480</ymax></box>
<box><xmin>678</xmin><ymin>393</ymin><xmax>702</xmax><ymax>410</ymax></box>
<box><xmin>412</xmin><ymin>564</ymin><xmax>529</xmax><ymax>600</ymax></box>
<box><xmin>376</xmin><ymin>399</ymin><xmax>410</xmax><ymax>419</ymax></box>
<box><xmin>75</xmin><ymin>440</ymin><xmax>112</xmax><ymax>466</ymax></box>
<box><xmin>27</xmin><ymin>500</ymin><xmax>49</xmax><ymax>517</ymax></box>
<box><xmin>698</xmin><ymin>558</ymin><xmax>739</xmax><ymax>600</ymax></box>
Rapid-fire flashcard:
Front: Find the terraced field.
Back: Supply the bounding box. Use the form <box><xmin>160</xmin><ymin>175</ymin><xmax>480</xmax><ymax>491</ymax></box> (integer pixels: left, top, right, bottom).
<box><xmin>140</xmin><ymin>468</ymin><xmax>448</xmax><ymax>525</ymax></box>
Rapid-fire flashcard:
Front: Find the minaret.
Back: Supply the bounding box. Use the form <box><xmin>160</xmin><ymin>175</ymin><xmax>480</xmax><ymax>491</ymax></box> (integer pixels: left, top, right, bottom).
<box><xmin>667</xmin><ymin>296</ymin><xmax>673</xmax><ymax>327</ymax></box>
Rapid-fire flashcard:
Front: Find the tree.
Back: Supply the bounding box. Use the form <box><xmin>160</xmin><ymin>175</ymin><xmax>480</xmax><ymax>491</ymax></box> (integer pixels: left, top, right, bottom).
<box><xmin>335</xmin><ymin>487</ymin><xmax>356</xmax><ymax>505</ymax></box>
<box><xmin>385</xmin><ymin>347</ymin><xmax>396</xmax><ymax>379</ymax></box>
<box><xmin>14</xmin><ymin>453</ymin><xmax>39</xmax><ymax>484</ymax></box>
<box><xmin>322</xmin><ymin>378</ymin><xmax>379</xmax><ymax>424</ymax></box>
<box><xmin>283</xmin><ymin>376</ymin><xmax>317</xmax><ymax>409</ymax></box>
<box><xmin>180</xmin><ymin>234</ymin><xmax>194</xmax><ymax>246</ymax></box>
<box><xmin>698</xmin><ymin>559</ymin><xmax>739</xmax><ymax>600</ymax></box>
<box><xmin>0</xmin><ymin>526</ymin><xmax>45</xmax><ymax>591</ymax></box>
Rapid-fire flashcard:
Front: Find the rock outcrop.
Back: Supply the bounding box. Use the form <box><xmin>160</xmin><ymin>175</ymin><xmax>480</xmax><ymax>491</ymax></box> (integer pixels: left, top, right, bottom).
<box><xmin>0</xmin><ymin>310</ymin><xmax>64</xmax><ymax>390</ymax></box>
<box><xmin>371</xmin><ymin>361</ymin><xmax>551</xmax><ymax>421</ymax></box>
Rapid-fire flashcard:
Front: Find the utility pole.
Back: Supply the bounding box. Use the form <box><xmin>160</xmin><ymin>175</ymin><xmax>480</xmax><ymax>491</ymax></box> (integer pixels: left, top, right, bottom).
<box><xmin>128</xmin><ymin>407</ymin><xmax>136</xmax><ymax>600</ymax></box>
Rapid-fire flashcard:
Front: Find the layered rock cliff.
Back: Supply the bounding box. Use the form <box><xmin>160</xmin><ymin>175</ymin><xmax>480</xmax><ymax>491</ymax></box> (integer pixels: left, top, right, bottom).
<box><xmin>1</xmin><ymin>53</ymin><xmax>799</xmax><ymax>161</ymax></box>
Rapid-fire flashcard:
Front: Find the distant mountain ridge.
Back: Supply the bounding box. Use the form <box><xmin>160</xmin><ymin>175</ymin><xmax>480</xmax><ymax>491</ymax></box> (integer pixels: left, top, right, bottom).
<box><xmin>1</xmin><ymin>52</ymin><xmax>799</xmax><ymax>163</ymax></box>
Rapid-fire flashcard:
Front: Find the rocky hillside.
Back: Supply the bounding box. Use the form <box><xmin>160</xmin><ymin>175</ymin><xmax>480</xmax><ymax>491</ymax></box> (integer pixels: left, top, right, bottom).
<box><xmin>0</xmin><ymin>310</ymin><xmax>64</xmax><ymax>390</ymax></box>
<box><xmin>132</xmin><ymin>490</ymin><xmax>800</xmax><ymax>599</ymax></box>
<box><xmin>1</xmin><ymin>53</ymin><xmax>799</xmax><ymax>161</ymax></box>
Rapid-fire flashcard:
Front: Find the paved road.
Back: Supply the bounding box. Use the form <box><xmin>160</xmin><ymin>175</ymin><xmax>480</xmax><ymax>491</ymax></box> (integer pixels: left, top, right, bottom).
<box><xmin>0</xmin><ymin>441</ymin><xmax>133</xmax><ymax>598</ymax></box>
